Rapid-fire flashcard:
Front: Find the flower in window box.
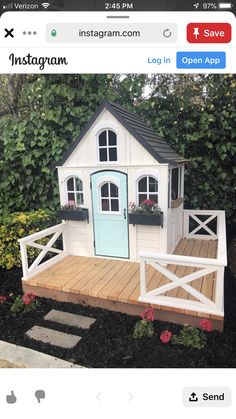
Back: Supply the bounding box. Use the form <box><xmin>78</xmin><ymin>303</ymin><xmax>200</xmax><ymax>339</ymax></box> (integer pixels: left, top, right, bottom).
<box><xmin>61</xmin><ymin>200</ymin><xmax>83</xmax><ymax>211</ymax></box>
<box><xmin>128</xmin><ymin>200</ymin><xmax>161</xmax><ymax>215</ymax></box>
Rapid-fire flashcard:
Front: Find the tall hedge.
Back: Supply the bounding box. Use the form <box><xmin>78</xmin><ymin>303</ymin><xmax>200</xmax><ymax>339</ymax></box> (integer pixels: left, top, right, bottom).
<box><xmin>0</xmin><ymin>74</ymin><xmax>235</xmax><ymax>223</ymax></box>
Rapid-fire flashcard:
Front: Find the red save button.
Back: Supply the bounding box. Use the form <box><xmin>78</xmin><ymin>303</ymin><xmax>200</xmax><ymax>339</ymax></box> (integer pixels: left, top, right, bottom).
<box><xmin>187</xmin><ymin>23</ymin><xmax>231</xmax><ymax>43</ymax></box>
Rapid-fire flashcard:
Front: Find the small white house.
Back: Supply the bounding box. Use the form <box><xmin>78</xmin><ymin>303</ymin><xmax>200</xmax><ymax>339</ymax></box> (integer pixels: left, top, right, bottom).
<box><xmin>56</xmin><ymin>100</ymin><xmax>188</xmax><ymax>261</ymax></box>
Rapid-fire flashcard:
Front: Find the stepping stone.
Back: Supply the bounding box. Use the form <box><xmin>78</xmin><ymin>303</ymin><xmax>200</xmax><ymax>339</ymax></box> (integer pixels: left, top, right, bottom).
<box><xmin>25</xmin><ymin>326</ymin><xmax>81</xmax><ymax>349</ymax></box>
<box><xmin>44</xmin><ymin>309</ymin><xmax>96</xmax><ymax>330</ymax></box>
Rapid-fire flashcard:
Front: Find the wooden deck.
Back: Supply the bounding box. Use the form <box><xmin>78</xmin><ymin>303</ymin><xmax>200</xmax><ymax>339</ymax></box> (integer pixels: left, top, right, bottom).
<box><xmin>22</xmin><ymin>238</ymin><xmax>223</xmax><ymax>330</ymax></box>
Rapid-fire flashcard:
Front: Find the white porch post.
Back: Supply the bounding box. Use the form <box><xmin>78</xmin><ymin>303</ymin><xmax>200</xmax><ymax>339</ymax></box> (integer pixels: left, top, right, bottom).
<box><xmin>215</xmin><ymin>266</ymin><xmax>225</xmax><ymax>313</ymax></box>
<box><xmin>19</xmin><ymin>242</ymin><xmax>29</xmax><ymax>280</ymax></box>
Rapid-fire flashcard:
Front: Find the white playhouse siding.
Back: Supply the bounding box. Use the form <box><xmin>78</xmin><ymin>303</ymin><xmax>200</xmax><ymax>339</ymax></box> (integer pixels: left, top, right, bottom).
<box><xmin>57</xmin><ymin>107</ymin><xmax>174</xmax><ymax>261</ymax></box>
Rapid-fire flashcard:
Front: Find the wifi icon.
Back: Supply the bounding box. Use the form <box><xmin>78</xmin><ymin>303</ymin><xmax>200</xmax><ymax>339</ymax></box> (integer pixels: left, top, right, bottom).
<box><xmin>42</xmin><ymin>2</ymin><xmax>50</xmax><ymax>8</ymax></box>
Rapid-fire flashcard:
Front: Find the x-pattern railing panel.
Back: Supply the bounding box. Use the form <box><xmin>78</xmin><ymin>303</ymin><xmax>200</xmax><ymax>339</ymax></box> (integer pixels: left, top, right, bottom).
<box><xmin>146</xmin><ymin>261</ymin><xmax>216</xmax><ymax>307</ymax></box>
<box><xmin>28</xmin><ymin>230</ymin><xmax>63</xmax><ymax>273</ymax></box>
<box><xmin>189</xmin><ymin>213</ymin><xmax>217</xmax><ymax>239</ymax></box>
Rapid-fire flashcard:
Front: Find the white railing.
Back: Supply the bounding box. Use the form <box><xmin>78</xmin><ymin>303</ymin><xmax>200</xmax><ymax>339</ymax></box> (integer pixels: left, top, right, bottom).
<box><xmin>19</xmin><ymin>222</ymin><xmax>68</xmax><ymax>280</ymax></box>
<box><xmin>139</xmin><ymin>210</ymin><xmax>227</xmax><ymax>316</ymax></box>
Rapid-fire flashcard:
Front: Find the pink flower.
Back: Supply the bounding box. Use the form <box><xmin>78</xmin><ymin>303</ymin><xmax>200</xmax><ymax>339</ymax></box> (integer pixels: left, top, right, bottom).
<box><xmin>141</xmin><ymin>199</ymin><xmax>155</xmax><ymax>207</ymax></box>
<box><xmin>21</xmin><ymin>291</ymin><xmax>36</xmax><ymax>305</ymax></box>
<box><xmin>160</xmin><ymin>330</ymin><xmax>172</xmax><ymax>344</ymax></box>
<box><xmin>128</xmin><ymin>201</ymin><xmax>137</xmax><ymax>212</ymax></box>
<box><xmin>0</xmin><ymin>296</ymin><xmax>7</xmax><ymax>304</ymax></box>
<box><xmin>140</xmin><ymin>308</ymin><xmax>155</xmax><ymax>322</ymax></box>
<box><xmin>67</xmin><ymin>200</ymin><xmax>75</xmax><ymax>206</ymax></box>
<box><xmin>199</xmin><ymin>319</ymin><xmax>213</xmax><ymax>332</ymax></box>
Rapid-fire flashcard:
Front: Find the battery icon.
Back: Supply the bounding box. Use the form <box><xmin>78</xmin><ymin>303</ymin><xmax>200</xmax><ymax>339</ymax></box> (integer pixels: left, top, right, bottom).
<box><xmin>218</xmin><ymin>2</ymin><xmax>232</xmax><ymax>8</ymax></box>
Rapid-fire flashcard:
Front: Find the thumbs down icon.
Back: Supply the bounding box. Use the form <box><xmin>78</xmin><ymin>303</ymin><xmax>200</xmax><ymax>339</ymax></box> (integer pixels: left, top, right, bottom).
<box><xmin>35</xmin><ymin>390</ymin><xmax>45</xmax><ymax>403</ymax></box>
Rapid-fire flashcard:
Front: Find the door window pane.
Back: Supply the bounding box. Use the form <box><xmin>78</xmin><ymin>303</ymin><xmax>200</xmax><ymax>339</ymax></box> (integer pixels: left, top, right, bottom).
<box><xmin>102</xmin><ymin>199</ymin><xmax>110</xmax><ymax>211</ymax></box>
<box><xmin>111</xmin><ymin>199</ymin><xmax>119</xmax><ymax>212</ymax></box>
<box><xmin>101</xmin><ymin>183</ymin><xmax>109</xmax><ymax>197</ymax></box>
<box><xmin>110</xmin><ymin>183</ymin><xmax>118</xmax><ymax>197</ymax></box>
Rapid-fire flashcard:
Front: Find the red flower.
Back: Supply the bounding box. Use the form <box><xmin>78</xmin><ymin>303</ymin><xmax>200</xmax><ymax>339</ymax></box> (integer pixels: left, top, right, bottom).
<box><xmin>140</xmin><ymin>308</ymin><xmax>154</xmax><ymax>322</ymax></box>
<box><xmin>0</xmin><ymin>296</ymin><xmax>7</xmax><ymax>304</ymax></box>
<box><xmin>160</xmin><ymin>330</ymin><xmax>172</xmax><ymax>344</ymax></box>
<box><xmin>199</xmin><ymin>319</ymin><xmax>213</xmax><ymax>332</ymax></box>
<box><xmin>141</xmin><ymin>199</ymin><xmax>155</xmax><ymax>207</ymax></box>
<box><xmin>21</xmin><ymin>291</ymin><xmax>36</xmax><ymax>306</ymax></box>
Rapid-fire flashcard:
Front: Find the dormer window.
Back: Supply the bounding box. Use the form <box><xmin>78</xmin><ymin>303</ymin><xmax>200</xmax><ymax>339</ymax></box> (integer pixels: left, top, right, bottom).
<box><xmin>98</xmin><ymin>130</ymin><xmax>117</xmax><ymax>162</ymax></box>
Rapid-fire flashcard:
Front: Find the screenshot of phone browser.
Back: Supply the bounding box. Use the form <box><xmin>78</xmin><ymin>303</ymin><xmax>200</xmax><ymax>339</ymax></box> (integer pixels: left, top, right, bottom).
<box><xmin>0</xmin><ymin>1</ymin><xmax>235</xmax><ymax>418</ymax></box>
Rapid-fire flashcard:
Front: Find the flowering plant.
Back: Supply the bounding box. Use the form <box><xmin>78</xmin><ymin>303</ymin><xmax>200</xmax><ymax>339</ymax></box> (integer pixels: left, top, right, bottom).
<box><xmin>141</xmin><ymin>308</ymin><xmax>155</xmax><ymax>322</ymax></box>
<box><xmin>160</xmin><ymin>330</ymin><xmax>172</xmax><ymax>344</ymax></box>
<box><xmin>0</xmin><ymin>296</ymin><xmax>7</xmax><ymax>304</ymax></box>
<box><xmin>171</xmin><ymin>325</ymin><xmax>207</xmax><ymax>350</ymax></box>
<box><xmin>133</xmin><ymin>308</ymin><xmax>155</xmax><ymax>339</ymax></box>
<box><xmin>199</xmin><ymin>319</ymin><xmax>212</xmax><ymax>332</ymax></box>
<box><xmin>61</xmin><ymin>200</ymin><xmax>85</xmax><ymax>211</ymax></box>
<box><xmin>11</xmin><ymin>291</ymin><xmax>40</xmax><ymax>314</ymax></box>
<box><xmin>128</xmin><ymin>200</ymin><xmax>161</xmax><ymax>215</ymax></box>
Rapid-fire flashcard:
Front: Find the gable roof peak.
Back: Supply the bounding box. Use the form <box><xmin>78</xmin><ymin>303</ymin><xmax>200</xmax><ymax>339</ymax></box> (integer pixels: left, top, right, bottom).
<box><xmin>57</xmin><ymin>100</ymin><xmax>187</xmax><ymax>166</ymax></box>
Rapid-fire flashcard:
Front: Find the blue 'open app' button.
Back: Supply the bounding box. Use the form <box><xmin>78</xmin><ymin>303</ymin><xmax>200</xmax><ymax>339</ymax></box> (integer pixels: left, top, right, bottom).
<box><xmin>176</xmin><ymin>52</ymin><xmax>226</xmax><ymax>69</ymax></box>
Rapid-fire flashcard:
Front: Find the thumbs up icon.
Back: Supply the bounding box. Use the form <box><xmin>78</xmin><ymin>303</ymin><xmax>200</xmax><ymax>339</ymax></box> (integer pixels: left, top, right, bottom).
<box><xmin>6</xmin><ymin>391</ymin><xmax>17</xmax><ymax>404</ymax></box>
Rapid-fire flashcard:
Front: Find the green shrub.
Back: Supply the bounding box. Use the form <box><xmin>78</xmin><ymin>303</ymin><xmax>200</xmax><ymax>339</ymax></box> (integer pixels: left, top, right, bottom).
<box><xmin>0</xmin><ymin>209</ymin><xmax>54</xmax><ymax>269</ymax></box>
<box><xmin>133</xmin><ymin>320</ymin><xmax>154</xmax><ymax>339</ymax></box>
<box><xmin>171</xmin><ymin>326</ymin><xmax>207</xmax><ymax>350</ymax></box>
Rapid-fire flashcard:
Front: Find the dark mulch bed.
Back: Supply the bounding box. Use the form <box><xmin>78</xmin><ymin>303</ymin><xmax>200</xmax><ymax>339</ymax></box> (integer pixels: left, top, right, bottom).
<box><xmin>0</xmin><ymin>263</ymin><xmax>236</xmax><ymax>368</ymax></box>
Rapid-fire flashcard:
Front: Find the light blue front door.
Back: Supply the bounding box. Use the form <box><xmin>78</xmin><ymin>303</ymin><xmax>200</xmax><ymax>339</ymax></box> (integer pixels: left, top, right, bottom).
<box><xmin>91</xmin><ymin>171</ymin><xmax>129</xmax><ymax>258</ymax></box>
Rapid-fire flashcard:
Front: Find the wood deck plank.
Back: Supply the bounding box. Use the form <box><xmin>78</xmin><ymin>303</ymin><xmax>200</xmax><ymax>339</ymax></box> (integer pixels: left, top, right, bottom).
<box><xmin>107</xmin><ymin>263</ymin><xmax>140</xmax><ymax>301</ymax></box>
<box><xmin>97</xmin><ymin>262</ymin><xmax>138</xmax><ymax>300</ymax></box>
<box><xmin>67</xmin><ymin>258</ymin><xmax>113</xmax><ymax>293</ymax></box>
<box><xmin>76</xmin><ymin>260</ymin><xmax>121</xmax><ymax>295</ymax></box>
<box><xmin>89</xmin><ymin>260</ymin><xmax>127</xmax><ymax>297</ymax></box>
<box><xmin>36</xmin><ymin>257</ymin><xmax>98</xmax><ymax>290</ymax></box>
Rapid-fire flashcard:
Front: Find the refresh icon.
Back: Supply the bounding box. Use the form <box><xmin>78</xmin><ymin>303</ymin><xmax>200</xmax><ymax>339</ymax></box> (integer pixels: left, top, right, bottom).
<box><xmin>163</xmin><ymin>28</ymin><xmax>172</xmax><ymax>38</ymax></box>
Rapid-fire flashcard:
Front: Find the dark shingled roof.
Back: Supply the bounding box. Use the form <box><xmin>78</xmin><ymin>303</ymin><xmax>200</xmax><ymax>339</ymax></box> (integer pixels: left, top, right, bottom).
<box><xmin>57</xmin><ymin>100</ymin><xmax>187</xmax><ymax>166</ymax></box>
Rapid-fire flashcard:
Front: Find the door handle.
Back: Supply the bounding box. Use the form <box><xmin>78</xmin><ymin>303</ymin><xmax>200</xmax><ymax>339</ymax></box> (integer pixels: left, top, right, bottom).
<box><xmin>123</xmin><ymin>208</ymin><xmax>127</xmax><ymax>219</ymax></box>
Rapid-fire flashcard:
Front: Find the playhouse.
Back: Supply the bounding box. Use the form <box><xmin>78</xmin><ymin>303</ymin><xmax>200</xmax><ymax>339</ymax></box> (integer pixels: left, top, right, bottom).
<box><xmin>19</xmin><ymin>101</ymin><xmax>227</xmax><ymax>330</ymax></box>
<box><xmin>57</xmin><ymin>100</ymin><xmax>187</xmax><ymax>259</ymax></box>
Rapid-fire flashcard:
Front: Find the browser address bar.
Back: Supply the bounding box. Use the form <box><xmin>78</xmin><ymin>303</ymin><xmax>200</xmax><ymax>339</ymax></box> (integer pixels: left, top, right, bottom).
<box><xmin>46</xmin><ymin>23</ymin><xmax>177</xmax><ymax>43</ymax></box>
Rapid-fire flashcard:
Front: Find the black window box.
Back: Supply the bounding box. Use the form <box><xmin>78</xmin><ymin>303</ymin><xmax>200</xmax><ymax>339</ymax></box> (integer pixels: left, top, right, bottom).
<box><xmin>128</xmin><ymin>212</ymin><xmax>163</xmax><ymax>228</ymax></box>
<box><xmin>58</xmin><ymin>208</ymin><xmax>89</xmax><ymax>222</ymax></box>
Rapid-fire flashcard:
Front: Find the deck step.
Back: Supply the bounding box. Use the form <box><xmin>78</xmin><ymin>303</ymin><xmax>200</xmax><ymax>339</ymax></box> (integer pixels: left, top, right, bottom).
<box><xmin>44</xmin><ymin>309</ymin><xmax>96</xmax><ymax>329</ymax></box>
<box><xmin>25</xmin><ymin>326</ymin><xmax>81</xmax><ymax>349</ymax></box>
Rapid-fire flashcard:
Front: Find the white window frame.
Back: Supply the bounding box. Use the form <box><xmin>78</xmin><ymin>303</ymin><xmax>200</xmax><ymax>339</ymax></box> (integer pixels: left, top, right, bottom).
<box><xmin>65</xmin><ymin>176</ymin><xmax>84</xmax><ymax>205</ymax></box>
<box><xmin>98</xmin><ymin>180</ymin><xmax>121</xmax><ymax>215</ymax></box>
<box><xmin>97</xmin><ymin>129</ymin><xmax>118</xmax><ymax>164</ymax></box>
<box><xmin>136</xmin><ymin>175</ymin><xmax>159</xmax><ymax>206</ymax></box>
